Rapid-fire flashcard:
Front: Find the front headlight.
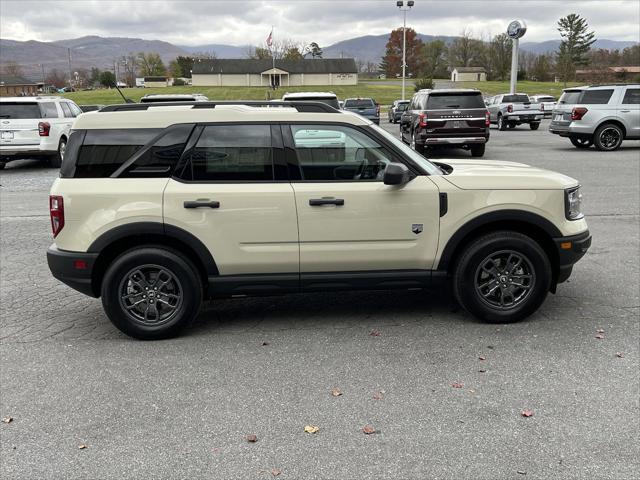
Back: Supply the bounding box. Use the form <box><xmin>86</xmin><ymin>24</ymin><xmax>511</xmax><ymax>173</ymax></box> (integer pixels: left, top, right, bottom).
<box><xmin>565</xmin><ymin>186</ymin><xmax>584</xmax><ymax>220</ymax></box>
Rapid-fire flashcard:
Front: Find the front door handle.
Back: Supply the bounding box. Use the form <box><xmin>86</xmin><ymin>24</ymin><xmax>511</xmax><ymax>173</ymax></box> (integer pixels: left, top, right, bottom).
<box><xmin>184</xmin><ymin>200</ymin><xmax>220</xmax><ymax>209</ymax></box>
<box><xmin>309</xmin><ymin>198</ymin><xmax>344</xmax><ymax>206</ymax></box>
<box><xmin>620</xmin><ymin>110</ymin><xmax>631</xmax><ymax>113</ymax></box>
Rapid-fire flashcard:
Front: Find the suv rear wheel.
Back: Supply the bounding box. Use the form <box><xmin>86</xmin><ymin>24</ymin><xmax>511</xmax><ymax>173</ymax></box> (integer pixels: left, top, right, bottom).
<box><xmin>101</xmin><ymin>247</ymin><xmax>202</xmax><ymax>340</ymax></box>
<box><xmin>594</xmin><ymin>123</ymin><xmax>624</xmax><ymax>151</ymax></box>
<box><xmin>452</xmin><ymin>231</ymin><xmax>551</xmax><ymax>323</ymax></box>
<box><xmin>529</xmin><ymin>122</ymin><xmax>540</xmax><ymax>130</ymax></box>
<box><xmin>49</xmin><ymin>137</ymin><xmax>66</xmax><ymax>168</ymax></box>
<box><xmin>411</xmin><ymin>130</ymin><xmax>425</xmax><ymax>154</ymax></box>
<box><xmin>470</xmin><ymin>144</ymin><xmax>485</xmax><ymax>157</ymax></box>
<box><xmin>569</xmin><ymin>136</ymin><xmax>593</xmax><ymax>149</ymax></box>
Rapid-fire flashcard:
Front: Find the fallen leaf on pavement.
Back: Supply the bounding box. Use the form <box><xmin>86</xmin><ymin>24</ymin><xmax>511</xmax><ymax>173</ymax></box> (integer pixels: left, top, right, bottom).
<box><xmin>478</xmin><ymin>356</ymin><xmax>486</xmax><ymax>361</ymax></box>
<box><xmin>304</xmin><ymin>425</ymin><xmax>319</xmax><ymax>434</ymax></box>
<box><xmin>370</xmin><ymin>329</ymin><xmax>381</xmax><ymax>336</ymax></box>
<box><xmin>451</xmin><ymin>382</ymin><xmax>464</xmax><ymax>388</ymax></box>
<box><xmin>78</xmin><ymin>444</ymin><xmax>87</xmax><ymax>449</ymax></box>
<box><xmin>487</xmin><ymin>345</ymin><xmax>495</xmax><ymax>350</ymax></box>
<box><xmin>596</xmin><ymin>328</ymin><xmax>604</xmax><ymax>333</ymax></box>
<box><xmin>362</xmin><ymin>425</ymin><xmax>375</xmax><ymax>434</ymax></box>
<box><xmin>478</xmin><ymin>369</ymin><xmax>487</xmax><ymax>373</ymax></box>
<box><xmin>330</xmin><ymin>388</ymin><xmax>343</xmax><ymax>397</ymax></box>
<box><xmin>595</xmin><ymin>334</ymin><xmax>604</xmax><ymax>339</ymax></box>
<box><xmin>271</xmin><ymin>468</ymin><xmax>282</xmax><ymax>477</ymax></box>
<box><xmin>517</xmin><ymin>470</ymin><xmax>527</xmax><ymax>475</ymax></box>
<box><xmin>2</xmin><ymin>416</ymin><xmax>12</xmax><ymax>424</ymax></box>
<box><xmin>521</xmin><ymin>409</ymin><xmax>534</xmax><ymax>417</ymax></box>
<box><xmin>246</xmin><ymin>434</ymin><xmax>257</xmax><ymax>443</ymax></box>
<box><xmin>616</xmin><ymin>352</ymin><xmax>624</xmax><ymax>358</ymax></box>
<box><xmin>373</xmin><ymin>391</ymin><xmax>384</xmax><ymax>400</ymax></box>
<box><xmin>261</xmin><ymin>341</ymin><xmax>270</xmax><ymax>346</ymax></box>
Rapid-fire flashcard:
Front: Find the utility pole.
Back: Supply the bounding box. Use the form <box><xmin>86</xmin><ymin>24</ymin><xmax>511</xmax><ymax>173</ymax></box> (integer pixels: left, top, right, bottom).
<box><xmin>40</xmin><ymin>64</ymin><xmax>45</xmax><ymax>87</ymax></box>
<box><xmin>67</xmin><ymin>48</ymin><xmax>72</xmax><ymax>88</ymax></box>
<box><xmin>397</xmin><ymin>1</ymin><xmax>414</xmax><ymax>101</ymax></box>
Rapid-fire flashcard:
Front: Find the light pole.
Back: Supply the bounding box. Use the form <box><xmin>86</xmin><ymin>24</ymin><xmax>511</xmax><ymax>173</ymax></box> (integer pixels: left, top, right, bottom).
<box><xmin>506</xmin><ymin>20</ymin><xmax>527</xmax><ymax>94</ymax></box>
<box><xmin>397</xmin><ymin>0</ymin><xmax>414</xmax><ymax>101</ymax></box>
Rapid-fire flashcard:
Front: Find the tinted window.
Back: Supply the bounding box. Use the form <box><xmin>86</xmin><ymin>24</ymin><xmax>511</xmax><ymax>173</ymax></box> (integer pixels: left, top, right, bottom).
<box><xmin>284</xmin><ymin>97</ymin><xmax>340</xmax><ymax>109</ymax></box>
<box><xmin>558</xmin><ymin>91</ymin><xmax>583</xmax><ymax>104</ymax></box>
<box><xmin>185</xmin><ymin>125</ymin><xmax>273</xmax><ymax>181</ymax></box>
<box><xmin>74</xmin><ymin>128</ymin><xmax>162</xmax><ymax>177</ymax></box>
<box><xmin>121</xmin><ymin>124</ymin><xmax>194</xmax><ymax>177</ymax></box>
<box><xmin>427</xmin><ymin>93</ymin><xmax>485</xmax><ymax>109</ymax></box>
<box><xmin>59</xmin><ymin>130</ymin><xmax>85</xmax><ymax>178</ymax></box>
<box><xmin>580</xmin><ymin>89</ymin><xmax>614</xmax><ymax>104</ymax></box>
<box><xmin>344</xmin><ymin>99</ymin><xmax>375</xmax><ymax>108</ymax></box>
<box><xmin>60</xmin><ymin>102</ymin><xmax>74</xmax><ymax>118</ymax></box>
<box><xmin>290</xmin><ymin>124</ymin><xmax>396</xmax><ymax>181</ymax></box>
<box><xmin>397</xmin><ymin>103</ymin><xmax>408</xmax><ymax>111</ymax></box>
<box><xmin>502</xmin><ymin>94</ymin><xmax>530</xmax><ymax>103</ymax></box>
<box><xmin>622</xmin><ymin>88</ymin><xmax>640</xmax><ymax>104</ymax></box>
<box><xmin>40</xmin><ymin>102</ymin><xmax>59</xmax><ymax>118</ymax></box>
<box><xmin>0</xmin><ymin>102</ymin><xmax>41</xmax><ymax>119</ymax></box>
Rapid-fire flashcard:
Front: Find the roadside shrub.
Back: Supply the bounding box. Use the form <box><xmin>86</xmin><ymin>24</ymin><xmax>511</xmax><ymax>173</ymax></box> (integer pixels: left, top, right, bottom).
<box><xmin>414</xmin><ymin>77</ymin><xmax>434</xmax><ymax>91</ymax></box>
<box><xmin>172</xmin><ymin>78</ymin><xmax>186</xmax><ymax>86</ymax></box>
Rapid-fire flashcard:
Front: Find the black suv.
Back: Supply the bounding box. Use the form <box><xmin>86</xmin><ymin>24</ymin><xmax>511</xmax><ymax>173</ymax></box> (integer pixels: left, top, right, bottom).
<box><xmin>400</xmin><ymin>89</ymin><xmax>490</xmax><ymax>157</ymax></box>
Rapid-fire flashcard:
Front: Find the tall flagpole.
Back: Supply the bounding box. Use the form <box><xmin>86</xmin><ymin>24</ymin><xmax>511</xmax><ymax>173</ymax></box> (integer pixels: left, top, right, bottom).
<box><xmin>271</xmin><ymin>25</ymin><xmax>275</xmax><ymax>88</ymax></box>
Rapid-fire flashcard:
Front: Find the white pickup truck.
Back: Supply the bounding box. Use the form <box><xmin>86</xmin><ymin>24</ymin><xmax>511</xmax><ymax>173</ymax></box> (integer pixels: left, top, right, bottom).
<box><xmin>486</xmin><ymin>93</ymin><xmax>543</xmax><ymax>131</ymax></box>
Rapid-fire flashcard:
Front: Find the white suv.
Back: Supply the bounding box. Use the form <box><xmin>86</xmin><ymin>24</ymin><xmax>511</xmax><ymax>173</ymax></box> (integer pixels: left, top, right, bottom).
<box><xmin>0</xmin><ymin>96</ymin><xmax>82</xmax><ymax>169</ymax></box>
<box><xmin>47</xmin><ymin>100</ymin><xmax>591</xmax><ymax>339</ymax></box>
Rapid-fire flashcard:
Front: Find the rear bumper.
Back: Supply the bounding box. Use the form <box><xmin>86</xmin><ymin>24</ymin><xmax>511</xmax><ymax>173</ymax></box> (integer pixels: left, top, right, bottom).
<box><xmin>549</xmin><ymin>123</ymin><xmax>570</xmax><ymax>136</ymax></box>
<box><xmin>0</xmin><ymin>144</ymin><xmax>55</xmax><ymax>158</ymax></box>
<box><xmin>47</xmin><ymin>245</ymin><xmax>99</xmax><ymax>297</ymax></box>
<box><xmin>553</xmin><ymin>230</ymin><xmax>592</xmax><ymax>284</ymax></box>
<box><xmin>503</xmin><ymin>114</ymin><xmax>543</xmax><ymax>122</ymax></box>
<box><xmin>423</xmin><ymin>136</ymin><xmax>488</xmax><ymax>145</ymax></box>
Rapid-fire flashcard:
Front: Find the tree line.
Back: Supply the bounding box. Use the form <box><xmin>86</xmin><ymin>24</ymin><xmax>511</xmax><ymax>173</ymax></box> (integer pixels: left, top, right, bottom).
<box><xmin>379</xmin><ymin>14</ymin><xmax>639</xmax><ymax>84</ymax></box>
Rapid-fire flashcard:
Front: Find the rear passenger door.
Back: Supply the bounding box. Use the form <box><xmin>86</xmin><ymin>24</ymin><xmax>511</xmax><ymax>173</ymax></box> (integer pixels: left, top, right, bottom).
<box><xmin>618</xmin><ymin>87</ymin><xmax>640</xmax><ymax>139</ymax></box>
<box><xmin>163</xmin><ymin>124</ymin><xmax>299</xmax><ymax>276</ymax></box>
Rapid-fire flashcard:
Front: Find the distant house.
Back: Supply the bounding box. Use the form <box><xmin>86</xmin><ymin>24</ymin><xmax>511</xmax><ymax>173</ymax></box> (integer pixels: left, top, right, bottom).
<box><xmin>191</xmin><ymin>58</ymin><xmax>358</xmax><ymax>87</ymax></box>
<box><xmin>144</xmin><ymin>76</ymin><xmax>170</xmax><ymax>88</ymax></box>
<box><xmin>451</xmin><ymin>67</ymin><xmax>487</xmax><ymax>82</ymax></box>
<box><xmin>0</xmin><ymin>75</ymin><xmax>38</xmax><ymax>96</ymax></box>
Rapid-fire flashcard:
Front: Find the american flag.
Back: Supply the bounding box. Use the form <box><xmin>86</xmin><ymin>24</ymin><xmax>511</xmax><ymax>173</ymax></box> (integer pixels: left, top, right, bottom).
<box><xmin>266</xmin><ymin>29</ymin><xmax>273</xmax><ymax>47</ymax></box>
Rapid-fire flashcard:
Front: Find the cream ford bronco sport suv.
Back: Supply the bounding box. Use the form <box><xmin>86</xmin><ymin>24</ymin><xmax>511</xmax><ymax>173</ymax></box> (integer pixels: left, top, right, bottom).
<box><xmin>47</xmin><ymin>101</ymin><xmax>591</xmax><ymax>339</ymax></box>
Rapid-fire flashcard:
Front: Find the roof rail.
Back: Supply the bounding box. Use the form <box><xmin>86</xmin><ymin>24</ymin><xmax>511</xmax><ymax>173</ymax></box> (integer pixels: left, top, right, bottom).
<box><xmin>587</xmin><ymin>83</ymin><xmax>639</xmax><ymax>87</ymax></box>
<box><xmin>99</xmin><ymin>100</ymin><xmax>341</xmax><ymax>113</ymax></box>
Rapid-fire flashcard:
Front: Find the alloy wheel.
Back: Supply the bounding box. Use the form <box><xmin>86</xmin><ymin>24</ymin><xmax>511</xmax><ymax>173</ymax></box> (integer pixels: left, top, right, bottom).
<box><xmin>474</xmin><ymin>250</ymin><xmax>535</xmax><ymax>310</ymax></box>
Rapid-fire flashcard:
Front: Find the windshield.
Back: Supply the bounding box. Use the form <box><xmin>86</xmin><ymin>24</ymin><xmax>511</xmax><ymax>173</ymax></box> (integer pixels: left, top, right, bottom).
<box><xmin>0</xmin><ymin>102</ymin><xmax>42</xmax><ymax>119</ymax></box>
<box><xmin>502</xmin><ymin>94</ymin><xmax>530</xmax><ymax>103</ymax></box>
<box><xmin>558</xmin><ymin>91</ymin><xmax>583</xmax><ymax>104</ymax></box>
<box><xmin>369</xmin><ymin>123</ymin><xmax>441</xmax><ymax>175</ymax></box>
<box><xmin>344</xmin><ymin>99</ymin><xmax>375</xmax><ymax>108</ymax></box>
<box><xmin>427</xmin><ymin>93</ymin><xmax>484</xmax><ymax>109</ymax></box>
<box><xmin>397</xmin><ymin>103</ymin><xmax>409</xmax><ymax>111</ymax></box>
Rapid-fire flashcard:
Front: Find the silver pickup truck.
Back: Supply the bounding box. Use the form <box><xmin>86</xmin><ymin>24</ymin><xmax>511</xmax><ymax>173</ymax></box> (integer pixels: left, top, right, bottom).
<box><xmin>486</xmin><ymin>93</ymin><xmax>543</xmax><ymax>130</ymax></box>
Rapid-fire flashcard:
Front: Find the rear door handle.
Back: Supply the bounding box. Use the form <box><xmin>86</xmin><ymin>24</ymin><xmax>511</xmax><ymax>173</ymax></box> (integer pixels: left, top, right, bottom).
<box><xmin>620</xmin><ymin>110</ymin><xmax>631</xmax><ymax>113</ymax></box>
<box><xmin>309</xmin><ymin>198</ymin><xmax>344</xmax><ymax>206</ymax></box>
<box><xmin>184</xmin><ymin>200</ymin><xmax>220</xmax><ymax>209</ymax></box>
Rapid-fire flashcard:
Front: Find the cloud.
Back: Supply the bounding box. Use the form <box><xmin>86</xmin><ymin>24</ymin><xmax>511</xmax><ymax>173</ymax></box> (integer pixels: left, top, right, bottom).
<box><xmin>1</xmin><ymin>0</ymin><xmax>638</xmax><ymax>46</ymax></box>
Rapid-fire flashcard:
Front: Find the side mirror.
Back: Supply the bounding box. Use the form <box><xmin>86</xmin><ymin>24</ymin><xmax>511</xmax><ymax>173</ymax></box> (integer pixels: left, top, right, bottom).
<box><xmin>384</xmin><ymin>163</ymin><xmax>411</xmax><ymax>185</ymax></box>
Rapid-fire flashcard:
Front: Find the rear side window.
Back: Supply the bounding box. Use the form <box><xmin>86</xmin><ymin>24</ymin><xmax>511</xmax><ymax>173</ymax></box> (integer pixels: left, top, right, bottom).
<box><xmin>68</xmin><ymin>102</ymin><xmax>83</xmax><ymax>116</ymax></box>
<box><xmin>344</xmin><ymin>99</ymin><xmax>375</xmax><ymax>108</ymax></box>
<box><xmin>622</xmin><ymin>89</ymin><xmax>640</xmax><ymax>104</ymax></box>
<box><xmin>0</xmin><ymin>102</ymin><xmax>41</xmax><ymax>119</ymax></box>
<box><xmin>558</xmin><ymin>91</ymin><xmax>583</xmax><ymax>104</ymax></box>
<box><xmin>40</xmin><ymin>102</ymin><xmax>59</xmax><ymax>118</ymax></box>
<box><xmin>427</xmin><ymin>93</ymin><xmax>485</xmax><ymax>109</ymax></box>
<box><xmin>73</xmin><ymin>129</ymin><xmax>162</xmax><ymax>177</ymax></box>
<box><xmin>502</xmin><ymin>94</ymin><xmax>530</xmax><ymax>103</ymax></box>
<box><xmin>60</xmin><ymin>103</ymin><xmax>74</xmax><ymax>118</ymax></box>
<box><xmin>184</xmin><ymin>125</ymin><xmax>273</xmax><ymax>181</ymax></box>
<box><xmin>579</xmin><ymin>89</ymin><xmax>614</xmax><ymax>104</ymax></box>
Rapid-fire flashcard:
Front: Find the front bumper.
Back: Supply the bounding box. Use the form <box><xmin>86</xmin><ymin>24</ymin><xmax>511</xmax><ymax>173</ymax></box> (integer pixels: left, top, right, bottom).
<box><xmin>47</xmin><ymin>245</ymin><xmax>99</xmax><ymax>297</ymax></box>
<box><xmin>553</xmin><ymin>230</ymin><xmax>592</xmax><ymax>284</ymax></box>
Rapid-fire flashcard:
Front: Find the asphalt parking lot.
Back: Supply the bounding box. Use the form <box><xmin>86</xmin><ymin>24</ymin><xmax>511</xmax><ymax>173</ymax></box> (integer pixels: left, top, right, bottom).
<box><xmin>1</xmin><ymin>119</ymin><xmax>638</xmax><ymax>479</ymax></box>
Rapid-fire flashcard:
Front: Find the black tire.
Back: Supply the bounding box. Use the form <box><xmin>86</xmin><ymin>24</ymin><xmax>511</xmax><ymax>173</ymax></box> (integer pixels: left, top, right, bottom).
<box><xmin>49</xmin><ymin>137</ymin><xmax>66</xmax><ymax>168</ymax></box>
<box><xmin>0</xmin><ymin>162</ymin><xmax>5</xmax><ymax>170</ymax></box>
<box><xmin>101</xmin><ymin>247</ymin><xmax>203</xmax><ymax>340</ymax></box>
<box><xmin>411</xmin><ymin>130</ymin><xmax>425</xmax><ymax>154</ymax></box>
<box><xmin>529</xmin><ymin>122</ymin><xmax>540</xmax><ymax>131</ymax></box>
<box><xmin>508</xmin><ymin>122</ymin><xmax>517</xmax><ymax>129</ymax></box>
<box><xmin>569</xmin><ymin>136</ymin><xmax>593</xmax><ymax>149</ymax></box>
<box><xmin>497</xmin><ymin>115</ymin><xmax>507</xmax><ymax>131</ymax></box>
<box><xmin>593</xmin><ymin>123</ymin><xmax>624</xmax><ymax>151</ymax></box>
<box><xmin>452</xmin><ymin>231</ymin><xmax>551</xmax><ymax>324</ymax></box>
<box><xmin>470</xmin><ymin>144</ymin><xmax>485</xmax><ymax>157</ymax></box>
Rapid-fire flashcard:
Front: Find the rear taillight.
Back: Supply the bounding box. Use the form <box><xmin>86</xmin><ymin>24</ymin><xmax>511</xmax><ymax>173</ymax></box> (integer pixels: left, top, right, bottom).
<box><xmin>38</xmin><ymin>121</ymin><xmax>50</xmax><ymax>137</ymax></box>
<box><xmin>376</xmin><ymin>104</ymin><xmax>380</xmax><ymax>116</ymax></box>
<box><xmin>571</xmin><ymin>107</ymin><xmax>588</xmax><ymax>121</ymax></box>
<box><xmin>49</xmin><ymin>195</ymin><xmax>64</xmax><ymax>237</ymax></box>
<box><xmin>540</xmin><ymin>104</ymin><xmax>544</xmax><ymax>111</ymax></box>
<box><xmin>507</xmin><ymin>104</ymin><xmax>513</xmax><ymax>113</ymax></box>
<box><xmin>418</xmin><ymin>112</ymin><xmax>428</xmax><ymax>128</ymax></box>
<box><xmin>485</xmin><ymin>111</ymin><xmax>490</xmax><ymax>126</ymax></box>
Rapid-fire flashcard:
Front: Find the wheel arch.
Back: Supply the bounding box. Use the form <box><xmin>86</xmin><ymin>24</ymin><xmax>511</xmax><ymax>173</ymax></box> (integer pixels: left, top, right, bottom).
<box><xmin>438</xmin><ymin>210</ymin><xmax>561</xmax><ymax>288</ymax></box>
<box><xmin>595</xmin><ymin>119</ymin><xmax>627</xmax><ymax>137</ymax></box>
<box><xmin>88</xmin><ymin>222</ymin><xmax>218</xmax><ymax>296</ymax></box>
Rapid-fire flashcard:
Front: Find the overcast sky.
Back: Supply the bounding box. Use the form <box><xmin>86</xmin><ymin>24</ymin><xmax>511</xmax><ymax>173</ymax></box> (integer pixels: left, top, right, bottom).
<box><xmin>1</xmin><ymin>0</ymin><xmax>639</xmax><ymax>46</ymax></box>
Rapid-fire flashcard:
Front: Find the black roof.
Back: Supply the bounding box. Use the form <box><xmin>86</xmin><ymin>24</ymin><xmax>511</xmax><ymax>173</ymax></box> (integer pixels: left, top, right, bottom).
<box><xmin>0</xmin><ymin>74</ymin><xmax>38</xmax><ymax>86</ymax></box>
<box><xmin>192</xmin><ymin>58</ymin><xmax>357</xmax><ymax>75</ymax></box>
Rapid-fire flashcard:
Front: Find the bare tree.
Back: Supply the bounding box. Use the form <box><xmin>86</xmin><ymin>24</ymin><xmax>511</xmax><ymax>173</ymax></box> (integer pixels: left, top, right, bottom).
<box><xmin>45</xmin><ymin>69</ymin><xmax>67</xmax><ymax>88</ymax></box>
<box><xmin>2</xmin><ymin>61</ymin><xmax>23</xmax><ymax>77</ymax></box>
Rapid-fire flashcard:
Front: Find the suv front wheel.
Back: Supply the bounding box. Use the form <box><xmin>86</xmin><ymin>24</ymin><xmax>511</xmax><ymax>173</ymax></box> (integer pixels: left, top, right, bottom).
<box><xmin>101</xmin><ymin>247</ymin><xmax>203</xmax><ymax>339</ymax></box>
<box><xmin>594</xmin><ymin>123</ymin><xmax>624</xmax><ymax>151</ymax></box>
<box><xmin>452</xmin><ymin>231</ymin><xmax>551</xmax><ymax>323</ymax></box>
